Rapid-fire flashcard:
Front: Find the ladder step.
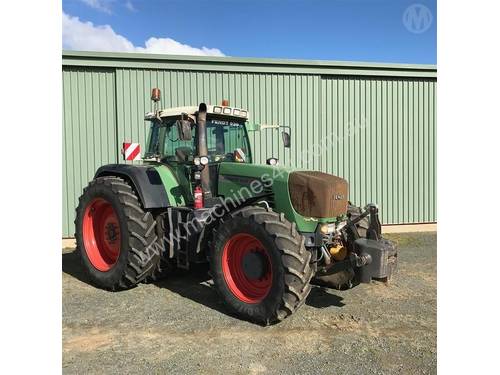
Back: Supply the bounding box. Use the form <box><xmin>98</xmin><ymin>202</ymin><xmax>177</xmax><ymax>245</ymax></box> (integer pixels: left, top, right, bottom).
<box><xmin>175</xmin><ymin>211</ymin><xmax>190</xmax><ymax>269</ymax></box>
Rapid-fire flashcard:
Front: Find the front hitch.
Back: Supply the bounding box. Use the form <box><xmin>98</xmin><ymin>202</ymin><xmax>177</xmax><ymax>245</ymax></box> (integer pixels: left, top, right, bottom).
<box><xmin>366</xmin><ymin>204</ymin><xmax>382</xmax><ymax>240</ymax></box>
<box><xmin>315</xmin><ymin>203</ymin><xmax>398</xmax><ymax>285</ymax></box>
<box><xmin>347</xmin><ymin>203</ymin><xmax>382</xmax><ymax>240</ymax></box>
<box><xmin>350</xmin><ymin>204</ymin><xmax>397</xmax><ymax>282</ymax></box>
<box><xmin>316</xmin><ymin>252</ymin><xmax>371</xmax><ymax>277</ymax></box>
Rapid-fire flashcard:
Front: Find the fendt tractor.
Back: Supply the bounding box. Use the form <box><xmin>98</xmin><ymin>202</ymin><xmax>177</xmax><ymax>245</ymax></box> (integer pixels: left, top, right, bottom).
<box><xmin>75</xmin><ymin>89</ymin><xmax>397</xmax><ymax>325</ymax></box>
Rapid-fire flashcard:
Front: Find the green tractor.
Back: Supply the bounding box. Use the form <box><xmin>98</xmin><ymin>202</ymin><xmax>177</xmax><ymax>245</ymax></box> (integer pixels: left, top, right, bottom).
<box><xmin>75</xmin><ymin>90</ymin><xmax>397</xmax><ymax>325</ymax></box>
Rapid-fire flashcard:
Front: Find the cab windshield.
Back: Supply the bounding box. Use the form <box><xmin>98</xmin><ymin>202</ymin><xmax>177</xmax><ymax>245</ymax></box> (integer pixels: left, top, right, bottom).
<box><xmin>146</xmin><ymin>117</ymin><xmax>252</xmax><ymax>163</ymax></box>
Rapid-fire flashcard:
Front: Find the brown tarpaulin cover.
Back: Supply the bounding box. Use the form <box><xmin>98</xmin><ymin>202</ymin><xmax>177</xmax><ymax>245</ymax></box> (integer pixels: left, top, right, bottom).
<box><xmin>288</xmin><ymin>171</ymin><xmax>348</xmax><ymax>218</ymax></box>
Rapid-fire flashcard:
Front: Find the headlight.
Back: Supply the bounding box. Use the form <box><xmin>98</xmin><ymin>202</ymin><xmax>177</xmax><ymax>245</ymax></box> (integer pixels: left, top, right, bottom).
<box><xmin>194</xmin><ymin>157</ymin><xmax>201</xmax><ymax>166</ymax></box>
<box><xmin>200</xmin><ymin>156</ymin><xmax>209</xmax><ymax>165</ymax></box>
<box><xmin>266</xmin><ymin>157</ymin><xmax>279</xmax><ymax>166</ymax></box>
<box><xmin>319</xmin><ymin>223</ymin><xmax>335</xmax><ymax>235</ymax></box>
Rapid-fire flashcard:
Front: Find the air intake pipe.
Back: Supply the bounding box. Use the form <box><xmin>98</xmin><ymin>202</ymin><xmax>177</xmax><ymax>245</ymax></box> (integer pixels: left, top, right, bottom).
<box><xmin>197</xmin><ymin>103</ymin><xmax>212</xmax><ymax>199</ymax></box>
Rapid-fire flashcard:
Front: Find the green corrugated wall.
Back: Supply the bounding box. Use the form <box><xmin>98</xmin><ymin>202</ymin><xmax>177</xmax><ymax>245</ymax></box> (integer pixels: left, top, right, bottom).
<box><xmin>62</xmin><ymin>51</ymin><xmax>437</xmax><ymax>236</ymax></box>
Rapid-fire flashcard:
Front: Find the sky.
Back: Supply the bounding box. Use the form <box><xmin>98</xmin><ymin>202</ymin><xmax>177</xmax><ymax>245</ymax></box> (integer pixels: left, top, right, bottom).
<box><xmin>62</xmin><ymin>0</ymin><xmax>436</xmax><ymax>64</ymax></box>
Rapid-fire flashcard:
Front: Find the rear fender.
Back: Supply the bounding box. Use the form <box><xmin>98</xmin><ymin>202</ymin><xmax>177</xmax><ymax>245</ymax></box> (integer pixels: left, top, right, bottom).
<box><xmin>95</xmin><ymin>164</ymin><xmax>170</xmax><ymax>209</ymax></box>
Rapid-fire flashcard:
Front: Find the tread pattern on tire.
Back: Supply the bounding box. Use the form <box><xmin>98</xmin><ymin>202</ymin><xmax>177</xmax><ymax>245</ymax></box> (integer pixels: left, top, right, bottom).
<box><xmin>75</xmin><ymin>176</ymin><xmax>160</xmax><ymax>291</ymax></box>
<box><xmin>215</xmin><ymin>206</ymin><xmax>314</xmax><ymax>324</ymax></box>
<box><xmin>144</xmin><ymin>258</ymin><xmax>173</xmax><ymax>282</ymax></box>
<box><xmin>143</xmin><ymin>213</ymin><xmax>174</xmax><ymax>283</ymax></box>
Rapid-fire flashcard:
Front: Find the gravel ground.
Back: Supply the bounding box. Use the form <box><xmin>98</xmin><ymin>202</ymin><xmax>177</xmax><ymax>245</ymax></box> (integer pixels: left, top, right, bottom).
<box><xmin>62</xmin><ymin>232</ymin><xmax>436</xmax><ymax>374</ymax></box>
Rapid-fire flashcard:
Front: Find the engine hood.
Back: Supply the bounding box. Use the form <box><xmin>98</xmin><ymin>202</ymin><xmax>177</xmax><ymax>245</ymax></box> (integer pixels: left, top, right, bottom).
<box><xmin>218</xmin><ymin>162</ymin><xmax>293</xmax><ymax>183</ymax></box>
<box><xmin>288</xmin><ymin>171</ymin><xmax>348</xmax><ymax>218</ymax></box>
<box><xmin>217</xmin><ymin>162</ymin><xmax>348</xmax><ymax>233</ymax></box>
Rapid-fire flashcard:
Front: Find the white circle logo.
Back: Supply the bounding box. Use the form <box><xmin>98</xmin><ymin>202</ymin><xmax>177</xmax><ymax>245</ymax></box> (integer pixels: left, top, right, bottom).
<box><xmin>403</xmin><ymin>4</ymin><xmax>433</xmax><ymax>34</ymax></box>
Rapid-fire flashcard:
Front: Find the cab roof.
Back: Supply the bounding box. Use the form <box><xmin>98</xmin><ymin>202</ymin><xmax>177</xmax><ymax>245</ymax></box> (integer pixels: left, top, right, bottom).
<box><xmin>145</xmin><ymin>104</ymin><xmax>249</xmax><ymax>121</ymax></box>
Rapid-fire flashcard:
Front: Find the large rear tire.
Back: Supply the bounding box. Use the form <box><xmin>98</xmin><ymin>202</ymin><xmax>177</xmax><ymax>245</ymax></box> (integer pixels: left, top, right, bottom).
<box><xmin>143</xmin><ymin>215</ymin><xmax>174</xmax><ymax>283</ymax></box>
<box><xmin>75</xmin><ymin>176</ymin><xmax>160</xmax><ymax>290</ymax></box>
<box><xmin>211</xmin><ymin>206</ymin><xmax>313</xmax><ymax>325</ymax></box>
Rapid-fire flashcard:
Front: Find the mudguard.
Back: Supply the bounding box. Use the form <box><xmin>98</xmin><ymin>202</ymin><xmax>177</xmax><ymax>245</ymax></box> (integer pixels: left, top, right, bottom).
<box><xmin>95</xmin><ymin>164</ymin><xmax>170</xmax><ymax>209</ymax></box>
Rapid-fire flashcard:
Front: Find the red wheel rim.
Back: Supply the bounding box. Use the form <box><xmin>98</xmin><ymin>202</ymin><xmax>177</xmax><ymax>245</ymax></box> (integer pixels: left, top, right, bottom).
<box><xmin>222</xmin><ymin>233</ymin><xmax>273</xmax><ymax>303</ymax></box>
<box><xmin>82</xmin><ymin>198</ymin><xmax>121</xmax><ymax>272</ymax></box>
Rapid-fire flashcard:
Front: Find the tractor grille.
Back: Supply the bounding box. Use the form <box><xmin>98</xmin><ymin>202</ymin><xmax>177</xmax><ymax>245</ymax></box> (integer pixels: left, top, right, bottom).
<box><xmin>288</xmin><ymin>171</ymin><xmax>348</xmax><ymax>218</ymax></box>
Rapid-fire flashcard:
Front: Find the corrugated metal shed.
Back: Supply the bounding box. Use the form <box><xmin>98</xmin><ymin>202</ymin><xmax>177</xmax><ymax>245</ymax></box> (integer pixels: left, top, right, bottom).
<box><xmin>62</xmin><ymin>51</ymin><xmax>436</xmax><ymax>236</ymax></box>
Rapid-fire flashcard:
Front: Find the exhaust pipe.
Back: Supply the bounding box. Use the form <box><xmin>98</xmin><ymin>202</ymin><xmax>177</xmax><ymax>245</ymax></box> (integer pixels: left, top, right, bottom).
<box><xmin>197</xmin><ymin>103</ymin><xmax>212</xmax><ymax>199</ymax></box>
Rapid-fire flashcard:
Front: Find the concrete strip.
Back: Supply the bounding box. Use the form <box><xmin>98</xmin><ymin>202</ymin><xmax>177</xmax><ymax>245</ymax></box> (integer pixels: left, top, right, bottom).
<box><xmin>62</xmin><ymin>238</ymin><xmax>76</xmax><ymax>249</ymax></box>
<box><xmin>382</xmin><ymin>223</ymin><xmax>436</xmax><ymax>233</ymax></box>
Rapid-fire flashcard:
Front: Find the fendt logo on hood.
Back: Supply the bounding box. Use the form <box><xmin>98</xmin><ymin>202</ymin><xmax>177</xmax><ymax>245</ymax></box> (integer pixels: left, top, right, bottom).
<box><xmin>333</xmin><ymin>194</ymin><xmax>345</xmax><ymax>200</ymax></box>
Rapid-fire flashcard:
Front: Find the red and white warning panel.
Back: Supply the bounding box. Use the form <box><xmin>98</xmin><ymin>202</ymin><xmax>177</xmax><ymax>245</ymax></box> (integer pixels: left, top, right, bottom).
<box><xmin>122</xmin><ymin>142</ymin><xmax>141</xmax><ymax>161</ymax></box>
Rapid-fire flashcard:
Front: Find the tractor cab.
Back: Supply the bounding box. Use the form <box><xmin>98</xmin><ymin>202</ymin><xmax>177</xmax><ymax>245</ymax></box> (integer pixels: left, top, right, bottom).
<box><xmin>144</xmin><ymin>102</ymin><xmax>253</xmax><ymax>165</ymax></box>
<box><xmin>143</xmin><ymin>100</ymin><xmax>260</xmax><ymax>205</ymax></box>
<box><xmin>143</xmin><ymin>94</ymin><xmax>291</xmax><ymax>208</ymax></box>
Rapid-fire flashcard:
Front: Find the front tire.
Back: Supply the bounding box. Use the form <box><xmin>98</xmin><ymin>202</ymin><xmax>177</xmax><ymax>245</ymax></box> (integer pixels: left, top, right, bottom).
<box><xmin>211</xmin><ymin>206</ymin><xmax>313</xmax><ymax>325</ymax></box>
<box><xmin>75</xmin><ymin>176</ymin><xmax>160</xmax><ymax>290</ymax></box>
<box><xmin>347</xmin><ymin>204</ymin><xmax>370</xmax><ymax>238</ymax></box>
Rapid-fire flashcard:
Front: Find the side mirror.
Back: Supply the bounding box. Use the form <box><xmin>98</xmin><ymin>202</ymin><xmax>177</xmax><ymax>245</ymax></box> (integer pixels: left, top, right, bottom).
<box><xmin>282</xmin><ymin>131</ymin><xmax>291</xmax><ymax>148</ymax></box>
<box><xmin>177</xmin><ymin>120</ymin><xmax>192</xmax><ymax>141</ymax></box>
